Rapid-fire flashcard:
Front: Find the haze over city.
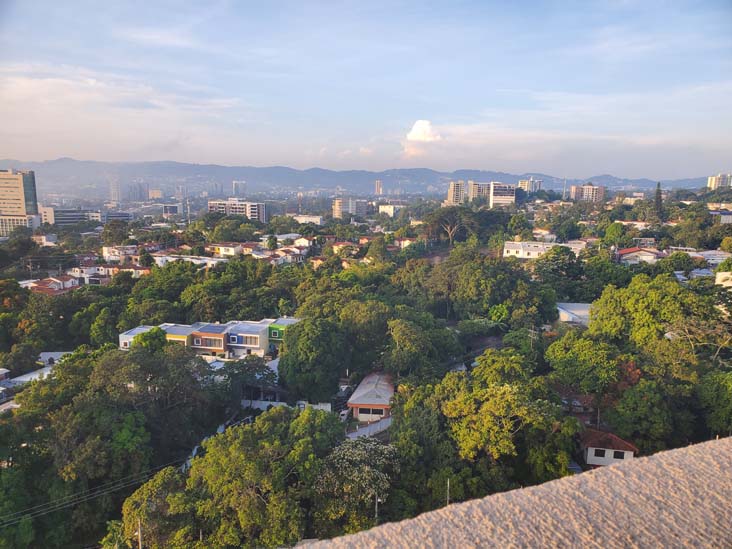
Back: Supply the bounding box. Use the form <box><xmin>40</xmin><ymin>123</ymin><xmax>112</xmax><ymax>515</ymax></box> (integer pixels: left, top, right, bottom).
<box><xmin>1</xmin><ymin>0</ymin><xmax>730</xmax><ymax>179</ymax></box>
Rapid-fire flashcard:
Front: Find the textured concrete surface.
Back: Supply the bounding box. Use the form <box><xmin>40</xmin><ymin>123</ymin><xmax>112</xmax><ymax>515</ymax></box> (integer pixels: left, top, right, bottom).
<box><xmin>313</xmin><ymin>437</ymin><xmax>732</xmax><ymax>548</ymax></box>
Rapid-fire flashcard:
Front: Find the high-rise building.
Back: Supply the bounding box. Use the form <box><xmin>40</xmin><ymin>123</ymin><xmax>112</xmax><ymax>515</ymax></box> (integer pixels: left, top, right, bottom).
<box><xmin>467</xmin><ymin>181</ymin><xmax>491</xmax><ymax>202</ymax></box>
<box><xmin>374</xmin><ymin>180</ymin><xmax>383</xmax><ymax>195</ymax></box>
<box><xmin>148</xmin><ymin>189</ymin><xmax>163</xmax><ymax>200</ymax></box>
<box><xmin>332</xmin><ymin>197</ymin><xmax>368</xmax><ymax>219</ymax></box>
<box><xmin>207</xmin><ymin>198</ymin><xmax>268</xmax><ymax>223</ymax></box>
<box><xmin>569</xmin><ymin>183</ymin><xmax>606</xmax><ymax>203</ymax></box>
<box><xmin>518</xmin><ymin>177</ymin><xmax>542</xmax><ymax>193</ymax></box>
<box><xmin>707</xmin><ymin>174</ymin><xmax>732</xmax><ymax>190</ymax></box>
<box><xmin>232</xmin><ymin>180</ymin><xmax>246</xmax><ymax>196</ymax></box>
<box><xmin>443</xmin><ymin>180</ymin><xmax>466</xmax><ymax>206</ymax></box>
<box><xmin>0</xmin><ymin>169</ymin><xmax>40</xmax><ymax>236</ymax></box>
<box><xmin>109</xmin><ymin>179</ymin><xmax>121</xmax><ymax>203</ymax></box>
<box><xmin>488</xmin><ymin>182</ymin><xmax>516</xmax><ymax>209</ymax></box>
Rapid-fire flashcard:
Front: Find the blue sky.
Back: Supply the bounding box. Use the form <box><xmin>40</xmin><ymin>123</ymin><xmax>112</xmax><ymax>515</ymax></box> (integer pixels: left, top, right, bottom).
<box><xmin>0</xmin><ymin>0</ymin><xmax>730</xmax><ymax>178</ymax></box>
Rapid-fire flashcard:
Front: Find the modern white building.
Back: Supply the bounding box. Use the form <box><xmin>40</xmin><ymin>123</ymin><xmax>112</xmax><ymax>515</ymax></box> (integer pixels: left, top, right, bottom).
<box><xmin>488</xmin><ymin>182</ymin><xmax>516</xmax><ymax>209</ymax></box>
<box><xmin>207</xmin><ymin>198</ymin><xmax>268</xmax><ymax>223</ymax></box>
<box><xmin>503</xmin><ymin>240</ymin><xmax>586</xmax><ymax>259</ymax></box>
<box><xmin>378</xmin><ymin>204</ymin><xmax>405</xmax><ymax>217</ymax></box>
<box><xmin>569</xmin><ymin>183</ymin><xmax>606</xmax><ymax>203</ymax></box>
<box><xmin>286</xmin><ymin>214</ymin><xmax>324</xmax><ymax>225</ymax></box>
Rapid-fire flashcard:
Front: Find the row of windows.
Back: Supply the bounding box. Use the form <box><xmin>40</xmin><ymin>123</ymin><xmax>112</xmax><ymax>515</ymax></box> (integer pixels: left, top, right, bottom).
<box><xmin>357</xmin><ymin>408</ymin><xmax>384</xmax><ymax>416</ymax></box>
<box><xmin>193</xmin><ymin>337</ymin><xmax>223</xmax><ymax>348</ymax></box>
<box><xmin>594</xmin><ymin>449</ymin><xmax>626</xmax><ymax>459</ymax></box>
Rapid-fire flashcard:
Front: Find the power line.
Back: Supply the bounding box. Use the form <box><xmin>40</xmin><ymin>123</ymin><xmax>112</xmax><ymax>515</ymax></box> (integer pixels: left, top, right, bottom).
<box><xmin>0</xmin><ymin>459</ymin><xmax>183</xmax><ymax>530</ymax></box>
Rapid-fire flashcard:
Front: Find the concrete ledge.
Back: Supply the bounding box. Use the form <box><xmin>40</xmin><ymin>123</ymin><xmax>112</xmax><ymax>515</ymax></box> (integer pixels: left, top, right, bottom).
<box><xmin>313</xmin><ymin>437</ymin><xmax>732</xmax><ymax>548</ymax></box>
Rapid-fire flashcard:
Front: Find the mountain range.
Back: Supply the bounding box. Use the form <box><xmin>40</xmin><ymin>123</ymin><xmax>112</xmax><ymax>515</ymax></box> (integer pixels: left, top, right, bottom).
<box><xmin>0</xmin><ymin>158</ymin><xmax>708</xmax><ymax>198</ymax></box>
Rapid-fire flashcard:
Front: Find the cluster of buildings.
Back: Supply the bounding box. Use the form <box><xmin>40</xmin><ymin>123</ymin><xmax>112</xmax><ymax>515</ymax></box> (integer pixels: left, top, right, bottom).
<box><xmin>118</xmin><ymin>317</ymin><xmax>300</xmax><ymax>359</ymax></box>
<box><xmin>442</xmin><ymin>180</ymin><xmax>517</xmax><ymax>209</ymax></box>
<box><xmin>707</xmin><ymin>173</ymin><xmax>732</xmax><ymax>191</ymax></box>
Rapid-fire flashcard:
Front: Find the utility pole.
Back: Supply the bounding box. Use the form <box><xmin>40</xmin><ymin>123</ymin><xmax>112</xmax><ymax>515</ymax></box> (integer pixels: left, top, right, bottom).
<box><xmin>446</xmin><ymin>477</ymin><xmax>450</xmax><ymax>506</ymax></box>
<box><xmin>374</xmin><ymin>493</ymin><xmax>379</xmax><ymax>523</ymax></box>
<box><xmin>137</xmin><ymin>517</ymin><xmax>142</xmax><ymax>549</ymax></box>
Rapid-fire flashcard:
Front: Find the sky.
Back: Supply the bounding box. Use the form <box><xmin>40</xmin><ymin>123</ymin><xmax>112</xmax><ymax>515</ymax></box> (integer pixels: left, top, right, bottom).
<box><xmin>0</xmin><ymin>0</ymin><xmax>730</xmax><ymax>179</ymax></box>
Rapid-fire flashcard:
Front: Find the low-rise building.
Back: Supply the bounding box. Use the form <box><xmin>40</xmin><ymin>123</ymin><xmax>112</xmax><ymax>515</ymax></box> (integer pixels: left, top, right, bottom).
<box><xmin>27</xmin><ymin>275</ymin><xmax>79</xmax><ymax>296</ymax></box>
<box><xmin>31</xmin><ymin>234</ymin><xmax>58</xmax><ymax>247</ymax></box>
<box><xmin>287</xmin><ymin>214</ymin><xmax>324</xmax><ymax>226</ymax></box>
<box><xmin>580</xmin><ymin>429</ymin><xmax>638</xmax><ymax>467</ymax></box>
<box><xmin>205</xmin><ymin>242</ymin><xmax>244</xmax><ymax>258</ymax></box>
<box><xmin>378</xmin><ymin>204</ymin><xmax>404</xmax><ymax>217</ymax></box>
<box><xmin>617</xmin><ymin>247</ymin><xmax>667</xmax><ymax>265</ymax></box>
<box><xmin>347</xmin><ymin>372</ymin><xmax>394</xmax><ymax>423</ymax></box>
<box><xmin>503</xmin><ymin>240</ymin><xmax>586</xmax><ymax>259</ymax></box>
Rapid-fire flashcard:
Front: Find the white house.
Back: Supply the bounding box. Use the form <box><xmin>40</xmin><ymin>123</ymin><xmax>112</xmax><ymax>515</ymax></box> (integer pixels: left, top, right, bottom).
<box><xmin>580</xmin><ymin>429</ymin><xmax>638</xmax><ymax>467</ymax></box>
<box><xmin>617</xmin><ymin>247</ymin><xmax>667</xmax><ymax>265</ymax></box>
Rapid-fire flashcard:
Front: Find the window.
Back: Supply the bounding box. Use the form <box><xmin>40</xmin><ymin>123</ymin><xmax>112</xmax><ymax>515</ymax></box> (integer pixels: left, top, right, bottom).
<box><xmin>193</xmin><ymin>338</ymin><xmax>202</xmax><ymax>346</ymax></box>
<box><xmin>594</xmin><ymin>449</ymin><xmax>606</xmax><ymax>458</ymax></box>
<box><xmin>371</xmin><ymin>408</ymin><xmax>384</xmax><ymax>416</ymax></box>
<box><xmin>122</xmin><ymin>341</ymin><xmax>129</xmax><ymax>348</ymax></box>
<box><xmin>243</xmin><ymin>335</ymin><xmax>258</xmax><ymax>346</ymax></box>
<box><xmin>613</xmin><ymin>451</ymin><xmax>625</xmax><ymax>460</ymax></box>
<box><xmin>229</xmin><ymin>335</ymin><xmax>238</xmax><ymax>344</ymax></box>
<box><xmin>271</xmin><ymin>330</ymin><xmax>279</xmax><ymax>338</ymax></box>
<box><xmin>359</xmin><ymin>407</ymin><xmax>371</xmax><ymax>416</ymax></box>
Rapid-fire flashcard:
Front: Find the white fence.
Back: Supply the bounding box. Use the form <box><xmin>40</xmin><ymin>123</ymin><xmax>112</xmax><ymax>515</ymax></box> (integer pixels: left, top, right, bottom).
<box><xmin>347</xmin><ymin>416</ymin><xmax>392</xmax><ymax>439</ymax></box>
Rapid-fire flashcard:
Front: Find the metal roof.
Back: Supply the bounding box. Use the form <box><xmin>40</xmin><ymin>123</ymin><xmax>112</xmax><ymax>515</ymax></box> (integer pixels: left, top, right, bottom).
<box><xmin>347</xmin><ymin>372</ymin><xmax>394</xmax><ymax>407</ymax></box>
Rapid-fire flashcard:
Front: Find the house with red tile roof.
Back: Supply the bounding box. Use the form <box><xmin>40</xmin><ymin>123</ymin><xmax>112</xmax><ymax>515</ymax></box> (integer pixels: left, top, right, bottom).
<box><xmin>580</xmin><ymin>428</ymin><xmax>638</xmax><ymax>467</ymax></box>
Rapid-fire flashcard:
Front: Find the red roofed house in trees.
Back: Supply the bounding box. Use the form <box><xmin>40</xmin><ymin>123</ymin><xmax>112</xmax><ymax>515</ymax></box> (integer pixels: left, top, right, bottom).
<box><xmin>580</xmin><ymin>429</ymin><xmax>639</xmax><ymax>467</ymax></box>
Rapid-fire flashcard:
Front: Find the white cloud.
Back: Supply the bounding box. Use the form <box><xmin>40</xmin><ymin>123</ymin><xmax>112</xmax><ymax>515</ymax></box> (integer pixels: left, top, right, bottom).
<box><xmin>406</xmin><ymin>120</ymin><xmax>441</xmax><ymax>142</ymax></box>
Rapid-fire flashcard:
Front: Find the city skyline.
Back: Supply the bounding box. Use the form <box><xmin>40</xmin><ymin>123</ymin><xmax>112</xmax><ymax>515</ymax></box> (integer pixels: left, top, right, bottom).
<box><xmin>0</xmin><ymin>1</ymin><xmax>731</xmax><ymax>179</ymax></box>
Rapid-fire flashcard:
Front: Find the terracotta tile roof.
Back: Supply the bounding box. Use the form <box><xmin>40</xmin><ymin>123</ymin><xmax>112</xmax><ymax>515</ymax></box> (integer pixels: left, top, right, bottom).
<box><xmin>580</xmin><ymin>428</ymin><xmax>639</xmax><ymax>453</ymax></box>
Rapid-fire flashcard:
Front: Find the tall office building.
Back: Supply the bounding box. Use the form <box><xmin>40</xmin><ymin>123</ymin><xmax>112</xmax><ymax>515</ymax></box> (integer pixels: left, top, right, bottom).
<box><xmin>374</xmin><ymin>180</ymin><xmax>383</xmax><ymax>195</ymax></box>
<box><xmin>443</xmin><ymin>180</ymin><xmax>466</xmax><ymax>206</ymax></box>
<box><xmin>207</xmin><ymin>198</ymin><xmax>268</xmax><ymax>223</ymax></box>
<box><xmin>488</xmin><ymin>182</ymin><xmax>516</xmax><ymax>209</ymax></box>
<box><xmin>518</xmin><ymin>177</ymin><xmax>542</xmax><ymax>193</ymax></box>
<box><xmin>0</xmin><ymin>169</ymin><xmax>40</xmax><ymax>236</ymax></box>
<box><xmin>707</xmin><ymin>174</ymin><xmax>732</xmax><ymax>190</ymax></box>
<box><xmin>332</xmin><ymin>197</ymin><xmax>368</xmax><ymax>219</ymax></box>
<box><xmin>569</xmin><ymin>183</ymin><xmax>606</xmax><ymax>203</ymax></box>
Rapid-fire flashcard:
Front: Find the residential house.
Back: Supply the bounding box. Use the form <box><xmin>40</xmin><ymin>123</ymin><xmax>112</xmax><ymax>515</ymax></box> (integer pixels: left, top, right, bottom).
<box><xmin>580</xmin><ymin>429</ymin><xmax>638</xmax><ymax>467</ymax></box>
<box><xmin>102</xmin><ymin>245</ymin><xmax>138</xmax><ymax>263</ymax></box>
<box><xmin>28</xmin><ymin>275</ymin><xmax>79</xmax><ymax>296</ymax></box>
<box><xmin>190</xmin><ymin>324</ymin><xmax>229</xmax><ymax>356</ymax></box>
<box><xmin>31</xmin><ymin>234</ymin><xmax>58</xmax><ymax>247</ymax></box>
<box><xmin>224</xmin><ymin>321</ymin><xmax>271</xmax><ymax>358</ymax></box>
<box><xmin>332</xmin><ymin>241</ymin><xmax>359</xmax><ymax>255</ymax></box>
<box><xmin>118</xmin><ymin>325</ymin><xmax>155</xmax><ymax>349</ymax></box>
<box><xmin>616</xmin><ymin>247</ymin><xmax>667</xmax><ymax>265</ymax></box>
<box><xmin>294</xmin><ymin>236</ymin><xmax>315</xmax><ymax>248</ymax></box>
<box><xmin>347</xmin><ymin>372</ymin><xmax>394</xmax><ymax>423</ymax></box>
<box><xmin>205</xmin><ymin>242</ymin><xmax>244</xmax><ymax>257</ymax></box>
<box><xmin>394</xmin><ymin>237</ymin><xmax>417</xmax><ymax>250</ymax></box>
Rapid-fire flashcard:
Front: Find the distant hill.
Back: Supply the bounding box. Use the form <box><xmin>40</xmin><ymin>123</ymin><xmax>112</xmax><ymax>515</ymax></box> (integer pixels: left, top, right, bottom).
<box><xmin>0</xmin><ymin>158</ymin><xmax>708</xmax><ymax>199</ymax></box>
